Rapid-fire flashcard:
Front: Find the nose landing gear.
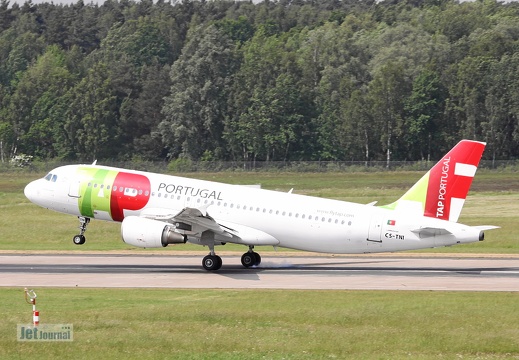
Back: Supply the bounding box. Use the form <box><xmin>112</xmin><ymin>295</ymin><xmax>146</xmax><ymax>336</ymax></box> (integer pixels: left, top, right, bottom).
<box><xmin>72</xmin><ymin>216</ymin><xmax>90</xmax><ymax>245</ymax></box>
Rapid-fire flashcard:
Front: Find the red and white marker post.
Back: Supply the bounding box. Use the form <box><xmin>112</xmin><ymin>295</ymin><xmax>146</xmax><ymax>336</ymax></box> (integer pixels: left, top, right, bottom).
<box><xmin>24</xmin><ymin>288</ymin><xmax>39</xmax><ymax>327</ymax></box>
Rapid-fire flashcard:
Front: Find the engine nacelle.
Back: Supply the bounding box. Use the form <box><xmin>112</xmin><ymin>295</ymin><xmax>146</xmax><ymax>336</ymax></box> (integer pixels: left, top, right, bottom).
<box><xmin>121</xmin><ymin>216</ymin><xmax>186</xmax><ymax>248</ymax></box>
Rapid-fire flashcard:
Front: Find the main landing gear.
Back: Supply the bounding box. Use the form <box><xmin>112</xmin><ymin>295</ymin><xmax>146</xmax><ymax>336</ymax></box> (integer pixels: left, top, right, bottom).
<box><xmin>201</xmin><ymin>245</ymin><xmax>262</xmax><ymax>271</ymax></box>
<box><xmin>241</xmin><ymin>246</ymin><xmax>261</xmax><ymax>268</ymax></box>
<box><xmin>202</xmin><ymin>254</ymin><xmax>222</xmax><ymax>271</ymax></box>
<box><xmin>72</xmin><ymin>216</ymin><xmax>90</xmax><ymax>245</ymax></box>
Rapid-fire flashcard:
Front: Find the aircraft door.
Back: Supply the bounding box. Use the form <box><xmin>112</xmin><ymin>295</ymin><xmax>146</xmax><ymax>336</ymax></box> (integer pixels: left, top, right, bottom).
<box><xmin>68</xmin><ymin>179</ymin><xmax>81</xmax><ymax>198</ymax></box>
<box><xmin>367</xmin><ymin>215</ymin><xmax>383</xmax><ymax>243</ymax></box>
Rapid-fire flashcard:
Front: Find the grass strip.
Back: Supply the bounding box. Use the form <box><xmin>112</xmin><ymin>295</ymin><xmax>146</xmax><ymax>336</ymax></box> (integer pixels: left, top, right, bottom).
<box><xmin>1</xmin><ymin>288</ymin><xmax>518</xmax><ymax>359</ymax></box>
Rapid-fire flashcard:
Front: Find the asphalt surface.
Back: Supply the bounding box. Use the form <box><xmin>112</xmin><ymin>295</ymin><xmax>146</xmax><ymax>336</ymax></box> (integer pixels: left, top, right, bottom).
<box><xmin>1</xmin><ymin>253</ymin><xmax>518</xmax><ymax>291</ymax></box>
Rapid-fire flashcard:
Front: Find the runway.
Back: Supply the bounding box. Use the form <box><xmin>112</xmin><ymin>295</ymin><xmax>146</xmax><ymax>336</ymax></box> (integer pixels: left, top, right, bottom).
<box><xmin>0</xmin><ymin>253</ymin><xmax>518</xmax><ymax>291</ymax></box>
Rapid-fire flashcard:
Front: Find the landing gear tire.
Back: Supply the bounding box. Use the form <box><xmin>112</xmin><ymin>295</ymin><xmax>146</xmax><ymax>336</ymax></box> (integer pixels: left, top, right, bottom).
<box><xmin>202</xmin><ymin>254</ymin><xmax>222</xmax><ymax>271</ymax></box>
<box><xmin>73</xmin><ymin>234</ymin><xmax>86</xmax><ymax>245</ymax></box>
<box><xmin>253</xmin><ymin>252</ymin><xmax>261</xmax><ymax>266</ymax></box>
<box><xmin>241</xmin><ymin>252</ymin><xmax>261</xmax><ymax>268</ymax></box>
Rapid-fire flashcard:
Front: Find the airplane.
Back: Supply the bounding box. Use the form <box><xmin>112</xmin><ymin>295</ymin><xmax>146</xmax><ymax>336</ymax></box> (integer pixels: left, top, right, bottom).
<box><xmin>24</xmin><ymin>139</ymin><xmax>498</xmax><ymax>271</ymax></box>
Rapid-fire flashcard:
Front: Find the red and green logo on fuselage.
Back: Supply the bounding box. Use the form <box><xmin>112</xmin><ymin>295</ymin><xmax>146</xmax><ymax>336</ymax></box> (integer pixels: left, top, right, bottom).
<box><xmin>77</xmin><ymin>167</ymin><xmax>151</xmax><ymax>221</ymax></box>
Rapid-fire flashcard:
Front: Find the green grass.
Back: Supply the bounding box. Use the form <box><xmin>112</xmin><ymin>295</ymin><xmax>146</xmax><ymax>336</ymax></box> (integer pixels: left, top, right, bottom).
<box><xmin>1</xmin><ymin>170</ymin><xmax>518</xmax><ymax>252</ymax></box>
<box><xmin>2</xmin><ymin>171</ymin><xmax>519</xmax><ymax>359</ymax></box>
<box><xmin>1</xmin><ymin>288</ymin><xmax>518</xmax><ymax>359</ymax></box>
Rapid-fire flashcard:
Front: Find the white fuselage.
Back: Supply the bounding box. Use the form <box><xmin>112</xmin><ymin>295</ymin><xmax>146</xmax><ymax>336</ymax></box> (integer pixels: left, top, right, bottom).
<box><xmin>24</xmin><ymin>164</ymin><xmax>483</xmax><ymax>254</ymax></box>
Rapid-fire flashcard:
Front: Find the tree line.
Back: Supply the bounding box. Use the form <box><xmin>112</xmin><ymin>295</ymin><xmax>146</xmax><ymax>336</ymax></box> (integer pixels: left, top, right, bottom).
<box><xmin>1</xmin><ymin>0</ymin><xmax>519</xmax><ymax>165</ymax></box>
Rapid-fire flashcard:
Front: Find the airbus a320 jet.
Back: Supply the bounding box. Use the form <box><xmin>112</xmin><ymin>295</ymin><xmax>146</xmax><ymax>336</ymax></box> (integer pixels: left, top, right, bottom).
<box><xmin>24</xmin><ymin>140</ymin><xmax>498</xmax><ymax>271</ymax></box>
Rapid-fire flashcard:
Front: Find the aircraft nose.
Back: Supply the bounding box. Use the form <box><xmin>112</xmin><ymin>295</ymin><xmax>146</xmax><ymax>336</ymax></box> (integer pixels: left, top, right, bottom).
<box><xmin>24</xmin><ymin>180</ymin><xmax>39</xmax><ymax>203</ymax></box>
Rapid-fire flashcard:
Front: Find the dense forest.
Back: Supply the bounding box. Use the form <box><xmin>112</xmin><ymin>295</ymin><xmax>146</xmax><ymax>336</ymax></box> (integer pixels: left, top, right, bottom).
<box><xmin>1</xmin><ymin>0</ymin><xmax>519</xmax><ymax>164</ymax></box>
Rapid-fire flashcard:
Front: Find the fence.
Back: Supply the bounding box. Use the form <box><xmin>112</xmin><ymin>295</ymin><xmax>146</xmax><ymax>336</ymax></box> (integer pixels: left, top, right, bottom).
<box><xmin>2</xmin><ymin>159</ymin><xmax>518</xmax><ymax>173</ymax></box>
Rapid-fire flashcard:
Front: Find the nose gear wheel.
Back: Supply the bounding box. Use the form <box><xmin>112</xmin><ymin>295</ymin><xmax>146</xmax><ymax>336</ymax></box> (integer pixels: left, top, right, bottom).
<box><xmin>73</xmin><ymin>217</ymin><xmax>90</xmax><ymax>245</ymax></box>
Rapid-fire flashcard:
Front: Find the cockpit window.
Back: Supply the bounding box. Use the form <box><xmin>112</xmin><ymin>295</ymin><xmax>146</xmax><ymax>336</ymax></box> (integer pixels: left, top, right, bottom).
<box><xmin>44</xmin><ymin>173</ymin><xmax>58</xmax><ymax>182</ymax></box>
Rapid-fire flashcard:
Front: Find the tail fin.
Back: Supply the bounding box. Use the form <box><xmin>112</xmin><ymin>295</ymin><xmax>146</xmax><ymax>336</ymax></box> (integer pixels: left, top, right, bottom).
<box><xmin>383</xmin><ymin>140</ymin><xmax>486</xmax><ymax>222</ymax></box>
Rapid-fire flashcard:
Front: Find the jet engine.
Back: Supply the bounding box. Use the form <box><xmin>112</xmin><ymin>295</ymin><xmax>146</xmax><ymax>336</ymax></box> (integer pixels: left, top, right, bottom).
<box><xmin>121</xmin><ymin>216</ymin><xmax>186</xmax><ymax>248</ymax></box>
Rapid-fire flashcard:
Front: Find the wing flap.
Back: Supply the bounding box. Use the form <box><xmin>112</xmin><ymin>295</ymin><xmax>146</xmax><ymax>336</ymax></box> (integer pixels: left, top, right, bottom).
<box><xmin>140</xmin><ymin>206</ymin><xmax>279</xmax><ymax>246</ymax></box>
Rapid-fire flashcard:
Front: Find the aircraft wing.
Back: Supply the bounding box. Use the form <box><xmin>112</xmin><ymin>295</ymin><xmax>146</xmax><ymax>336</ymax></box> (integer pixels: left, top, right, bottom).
<box><xmin>141</xmin><ymin>206</ymin><xmax>279</xmax><ymax>246</ymax></box>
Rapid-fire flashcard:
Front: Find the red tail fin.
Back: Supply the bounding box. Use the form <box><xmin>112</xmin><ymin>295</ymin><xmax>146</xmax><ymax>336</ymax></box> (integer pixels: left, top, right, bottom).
<box><xmin>425</xmin><ymin>140</ymin><xmax>486</xmax><ymax>221</ymax></box>
<box><xmin>383</xmin><ymin>140</ymin><xmax>486</xmax><ymax>222</ymax></box>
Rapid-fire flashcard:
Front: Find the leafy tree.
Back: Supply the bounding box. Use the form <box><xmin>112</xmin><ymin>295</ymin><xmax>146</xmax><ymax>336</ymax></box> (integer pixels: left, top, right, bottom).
<box><xmin>160</xmin><ymin>24</ymin><xmax>239</xmax><ymax>160</ymax></box>
<box><xmin>482</xmin><ymin>54</ymin><xmax>519</xmax><ymax>163</ymax></box>
<box><xmin>6</xmin><ymin>45</ymin><xmax>72</xmax><ymax>158</ymax></box>
<box><xmin>0</xmin><ymin>0</ymin><xmax>14</xmax><ymax>33</ymax></box>
<box><xmin>0</xmin><ymin>0</ymin><xmax>518</xmax><ymax>163</ymax></box>
<box><xmin>120</xmin><ymin>61</ymin><xmax>171</xmax><ymax>159</ymax></box>
<box><xmin>59</xmin><ymin>62</ymin><xmax>119</xmax><ymax>160</ymax></box>
<box><xmin>404</xmin><ymin>69</ymin><xmax>447</xmax><ymax>160</ymax></box>
<box><xmin>369</xmin><ymin>61</ymin><xmax>410</xmax><ymax>164</ymax></box>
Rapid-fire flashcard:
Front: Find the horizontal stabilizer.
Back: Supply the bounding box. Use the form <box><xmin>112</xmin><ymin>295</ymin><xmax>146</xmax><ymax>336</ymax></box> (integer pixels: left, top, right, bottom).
<box><xmin>472</xmin><ymin>225</ymin><xmax>500</xmax><ymax>231</ymax></box>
